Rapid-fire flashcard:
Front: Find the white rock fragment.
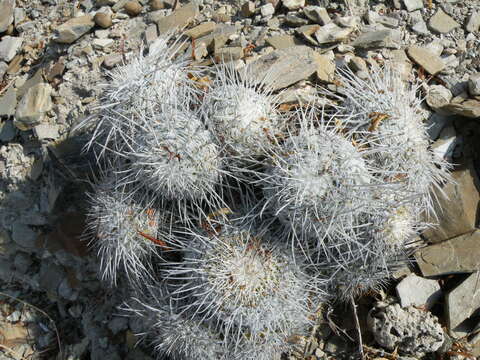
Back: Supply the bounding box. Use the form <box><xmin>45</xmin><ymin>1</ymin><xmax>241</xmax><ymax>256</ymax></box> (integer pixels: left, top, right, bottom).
<box><xmin>428</xmin><ymin>8</ymin><xmax>460</xmax><ymax>34</ymax></box>
<box><xmin>367</xmin><ymin>301</ymin><xmax>444</xmax><ymax>356</ymax></box>
<box><xmin>0</xmin><ymin>0</ymin><xmax>15</xmax><ymax>33</ymax></box>
<box><xmin>402</xmin><ymin>0</ymin><xmax>423</xmax><ymax>12</ymax></box>
<box><xmin>426</xmin><ymin>85</ymin><xmax>453</xmax><ymax>111</ymax></box>
<box><xmin>315</xmin><ymin>23</ymin><xmax>353</xmax><ymax>44</ymax></box>
<box><xmin>0</xmin><ymin>36</ymin><xmax>23</xmax><ymax>62</ymax></box>
<box><xmin>468</xmin><ymin>73</ymin><xmax>480</xmax><ymax>96</ymax></box>
<box><xmin>34</xmin><ymin>124</ymin><xmax>60</xmax><ymax>140</ymax></box>
<box><xmin>303</xmin><ymin>6</ymin><xmax>331</xmax><ymax>25</ymax></box>
<box><xmin>466</xmin><ymin>12</ymin><xmax>480</xmax><ymax>33</ymax></box>
<box><xmin>260</xmin><ymin>3</ymin><xmax>274</xmax><ymax>17</ymax></box>
<box><xmin>53</xmin><ymin>15</ymin><xmax>95</xmax><ymax>44</ymax></box>
<box><xmin>431</xmin><ymin>125</ymin><xmax>456</xmax><ymax>161</ymax></box>
<box><xmin>92</xmin><ymin>38</ymin><xmax>114</xmax><ymax>50</ymax></box>
<box><xmin>282</xmin><ymin>0</ymin><xmax>305</xmax><ymax>11</ymax></box>
<box><xmin>14</xmin><ymin>83</ymin><xmax>53</xmax><ymax>130</ymax></box>
<box><xmin>396</xmin><ymin>274</ymin><xmax>442</xmax><ymax>309</ymax></box>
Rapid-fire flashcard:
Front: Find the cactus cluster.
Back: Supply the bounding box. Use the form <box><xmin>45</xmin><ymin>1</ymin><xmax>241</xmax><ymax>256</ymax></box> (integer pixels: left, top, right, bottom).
<box><xmin>81</xmin><ymin>34</ymin><xmax>450</xmax><ymax>359</ymax></box>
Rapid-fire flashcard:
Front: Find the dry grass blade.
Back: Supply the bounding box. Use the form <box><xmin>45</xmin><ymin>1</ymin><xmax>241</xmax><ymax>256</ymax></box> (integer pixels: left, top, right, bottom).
<box><xmin>0</xmin><ymin>291</ymin><xmax>62</xmax><ymax>358</ymax></box>
<box><xmin>0</xmin><ymin>343</ymin><xmax>29</xmax><ymax>360</ymax></box>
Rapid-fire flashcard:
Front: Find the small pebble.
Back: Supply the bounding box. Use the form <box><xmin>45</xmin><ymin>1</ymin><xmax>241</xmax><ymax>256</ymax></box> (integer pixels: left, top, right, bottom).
<box><xmin>150</xmin><ymin>0</ymin><xmax>164</xmax><ymax>10</ymax></box>
<box><xmin>124</xmin><ymin>1</ymin><xmax>142</xmax><ymax>16</ymax></box>
<box><xmin>94</xmin><ymin>12</ymin><xmax>112</xmax><ymax>28</ymax></box>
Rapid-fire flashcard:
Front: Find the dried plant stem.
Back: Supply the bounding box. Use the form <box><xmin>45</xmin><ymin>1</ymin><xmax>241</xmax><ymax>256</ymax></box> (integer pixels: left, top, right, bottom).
<box><xmin>0</xmin><ymin>291</ymin><xmax>62</xmax><ymax>357</ymax></box>
<box><xmin>0</xmin><ymin>343</ymin><xmax>29</xmax><ymax>360</ymax></box>
<box><xmin>350</xmin><ymin>295</ymin><xmax>364</xmax><ymax>360</ymax></box>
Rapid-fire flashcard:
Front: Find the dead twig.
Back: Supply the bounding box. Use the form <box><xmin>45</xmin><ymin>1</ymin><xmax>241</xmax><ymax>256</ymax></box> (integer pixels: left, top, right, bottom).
<box><xmin>351</xmin><ymin>295</ymin><xmax>365</xmax><ymax>360</ymax></box>
<box><xmin>0</xmin><ymin>291</ymin><xmax>62</xmax><ymax>358</ymax></box>
<box><xmin>0</xmin><ymin>343</ymin><xmax>29</xmax><ymax>360</ymax></box>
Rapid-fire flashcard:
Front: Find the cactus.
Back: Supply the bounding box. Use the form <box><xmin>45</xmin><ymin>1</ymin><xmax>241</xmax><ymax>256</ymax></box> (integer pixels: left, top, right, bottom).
<box><xmin>124</xmin><ymin>286</ymin><xmax>231</xmax><ymax>360</ymax></box>
<box><xmin>84</xmin><ymin>177</ymin><xmax>173</xmax><ymax>286</ymax></box>
<box><xmin>202</xmin><ymin>64</ymin><xmax>285</xmax><ymax>160</ymax></box>
<box><xmin>331</xmin><ymin>65</ymin><xmax>450</xmax><ymax>214</ymax></box>
<box><xmin>78</xmin><ymin>33</ymin><xmax>203</xmax><ymax>164</ymax></box>
<box><xmin>120</xmin><ymin>107</ymin><xmax>225</xmax><ymax>211</ymax></box>
<box><xmin>81</xmin><ymin>32</ymin><xmax>453</xmax><ymax>359</ymax></box>
<box><xmin>161</xmin><ymin>216</ymin><xmax>320</xmax><ymax>348</ymax></box>
<box><xmin>261</xmin><ymin>108</ymin><xmax>374</xmax><ymax>253</ymax></box>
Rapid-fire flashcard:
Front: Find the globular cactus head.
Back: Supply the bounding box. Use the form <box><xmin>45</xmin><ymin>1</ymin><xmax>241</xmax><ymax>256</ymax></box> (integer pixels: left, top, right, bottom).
<box><xmin>84</xmin><ymin>177</ymin><xmax>173</xmax><ymax>286</ymax></box>
<box><xmin>332</xmin><ymin>64</ymin><xmax>450</xmax><ymax>214</ymax></box>
<box><xmin>162</xmin><ymin>215</ymin><xmax>319</xmax><ymax>347</ymax></box>
<box><xmin>78</xmin><ymin>33</ymin><xmax>203</xmax><ymax>163</ymax></box>
<box><xmin>121</xmin><ymin>107</ymin><xmax>225</xmax><ymax>210</ymax></box>
<box><xmin>202</xmin><ymin>64</ymin><xmax>285</xmax><ymax>161</ymax></box>
<box><xmin>261</xmin><ymin>110</ymin><xmax>373</xmax><ymax>251</ymax></box>
<box><xmin>124</xmin><ymin>286</ymin><xmax>231</xmax><ymax>360</ymax></box>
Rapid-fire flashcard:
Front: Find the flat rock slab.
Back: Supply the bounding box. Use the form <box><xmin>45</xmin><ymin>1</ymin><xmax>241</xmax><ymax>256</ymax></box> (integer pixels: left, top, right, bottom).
<box><xmin>245</xmin><ymin>46</ymin><xmax>319</xmax><ymax>90</ymax></box>
<box><xmin>0</xmin><ymin>36</ymin><xmax>23</xmax><ymax>62</ymax></box>
<box><xmin>351</xmin><ymin>29</ymin><xmax>401</xmax><ymax>49</ymax></box>
<box><xmin>443</xmin><ymin>99</ymin><xmax>480</xmax><ymax>118</ymax></box>
<box><xmin>53</xmin><ymin>15</ymin><xmax>94</xmax><ymax>44</ymax></box>
<box><xmin>266</xmin><ymin>34</ymin><xmax>303</xmax><ymax>49</ymax></box>
<box><xmin>446</xmin><ymin>271</ymin><xmax>480</xmax><ymax>332</ymax></box>
<box><xmin>428</xmin><ymin>8</ymin><xmax>460</xmax><ymax>34</ymax></box>
<box><xmin>154</xmin><ymin>2</ymin><xmax>199</xmax><ymax>34</ymax></box>
<box><xmin>0</xmin><ymin>0</ymin><xmax>15</xmax><ymax>33</ymax></box>
<box><xmin>14</xmin><ymin>83</ymin><xmax>53</xmax><ymax>130</ymax></box>
<box><xmin>416</xmin><ymin>230</ymin><xmax>480</xmax><ymax>277</ymax></box>
<box><xmin>396</xmin><ymin>274</ymin><xmax>441</xmax><ymax>309</ymax></box>
<box><xmin>184</xmin><ymin>21</ymin><xmax>216</xmax><ymax>39</ymax></box>
<box><xmin>407</xmin><ymin>45</ymin><xmax>445</xmax><ymax>75</ymax></box>
<box><xmin>423</xmin><ymin>162</ymin><xmax>479</xmax><ymax>242</ymax></box>
<box><xmin>0</xmin><ymin>86</ymin><xmax>17</xmax><ymax>117</ymax></box>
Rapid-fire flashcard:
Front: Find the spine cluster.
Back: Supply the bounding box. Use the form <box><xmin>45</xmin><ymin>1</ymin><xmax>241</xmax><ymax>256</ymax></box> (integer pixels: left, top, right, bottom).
<box><xmin>81</xmin><ymin>33</ymin><xmax>450</xmax><ymax>359</ymax></box>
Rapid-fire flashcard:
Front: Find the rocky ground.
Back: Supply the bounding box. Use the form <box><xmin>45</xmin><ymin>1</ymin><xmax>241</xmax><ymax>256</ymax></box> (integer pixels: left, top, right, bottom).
<box><xmin>0</xmin><ymin>0</ymin><xmax>480</xmax><ymax>359</ymax></box>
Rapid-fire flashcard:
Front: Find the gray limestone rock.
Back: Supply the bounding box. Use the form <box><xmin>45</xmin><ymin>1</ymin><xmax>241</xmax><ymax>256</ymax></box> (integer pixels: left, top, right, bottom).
<box><xmin>53</xmin><ymin>15</ymin><xmax>94</xmax><ymax>44</ymax></box>
<box><xmin>468</xmin><ymin>73</ymin><xmax>480</xmax><ymax>96</ymax></box>
<box><xmin>39</xmin><ymin>262</ymin><xmax>66</xmax><ymax>296</ymax></box>
<box><xmin>407</xmin><ymin>45</ymin><xmax>445</xmax><ymax>75</ymax></box>
<box><xmin>416</xmin><ymin>230</ymin><xmax>480</xmax><ymax>277</ymax></box>
<box><xmin>265</xmin><ymin>34</ymin><xmax>302</xmax><ymax>49</ymax></box>
<box><xmin>402</xmin><ymin>0</ymin><xmax>423</xmax><ymax>12</ymax></box>
<box><xmin>428</xmin><ymin>8</ymin><xmax>460</xmax><ymax>34</ymax></box>
<box><xmin>0</xmin><ymin>119</ymin><xmax>16</xmax><ymax>142</ymax></box>
<box><xmin>411</xmin><ymin>20</ymin><xmax>429</xmax><ymax>35</ymax></box>
<box><xmin>11</xmin><ymin>222</ymin><xmax>37</xmax><ymax>249</ymax></box>
<box><xmin>466</xmin><ymin>12</ymin><xmax>480</xmax><ymax>33</ymax></box>
<box><xmin>245</xmin><ymin>45</ymin><xmax>319</xmax><ymax>90</ymax></box>
<box><xmin>351</xmin><ymin>29</ymin><xmax>401</xmax><ymax>49</ymax></box>
<box><xmin>422</xmin><ymin>162</ymin><xmax>479</xmax><ymax>243</ymax></box>
<box><xmin>431</xmin><ymin>125</ymin><xmax>456</xmax><ymax>160</ymax></box>
<box><xmin>154</xmin><ymin>2</ymin><xmax>198</xmax><ymax>34</ymax></box>
<box><xmin>184</xmin><ymin>21</ymin><xmax>215</xmax><ymax>39</ymax></box>
<box><xmin>303</xmin><ymin>6</ymin><xmax>331</xmax><ymax>25</ymax></box>
<box><xmin>396</xmin><ymin>274</ymin><xmax>441</xmax><ymax>309</ymax></box>
<box><xmin>0</xmin><ymin>87</ymin><xmax>17</xmax><ymax>117</ymax></box>
<box><xmin>282</xmin><ymin>0</ymin><xmax>304</xmax><ymax>10</ymax></box>
<box><xmin>0</xmin><ymin>0</ymin><xmax>15</xmax><ymax>33</ymax></box>
<box><xmin>446</xmin><ymin>271</ymin><xmax>480</xmax><ymax>335</ymax></box>
<box><xmin>426</xmin><ymin>85</ymin><xmax>453</xmax><ymax>111</ymax></box>
<box><xmin>34</xmin><ymin>124</ymin><xmax>60</xmax><ymax>140</ymax></box>
<box><xmin>0</xmin><ymin>36</ymin><xmax>23</xmax><ymax>62</ymax></box>
<box><xmin>14</xmin><ymin>83</ymin><xmax>53</xmax><ymax>130</ymax></box>
<box><xmin>313</xmin><ymin>52</ymin><xmax>335</xmax><ymax>82</ymax></box>
<box><xmin>314</xmin><ymin>23</ymin><xmax>353</xmax><ymax>44</ymax></box>
<box><xmin>443</xmin><ymin>99</ymin><xmax>480</xmax><ymax>118</ymax></box>
<box><xmin>367</xmin><ymin>301</ymin><xmax>444</xmax><ymax>356</ymax></box>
